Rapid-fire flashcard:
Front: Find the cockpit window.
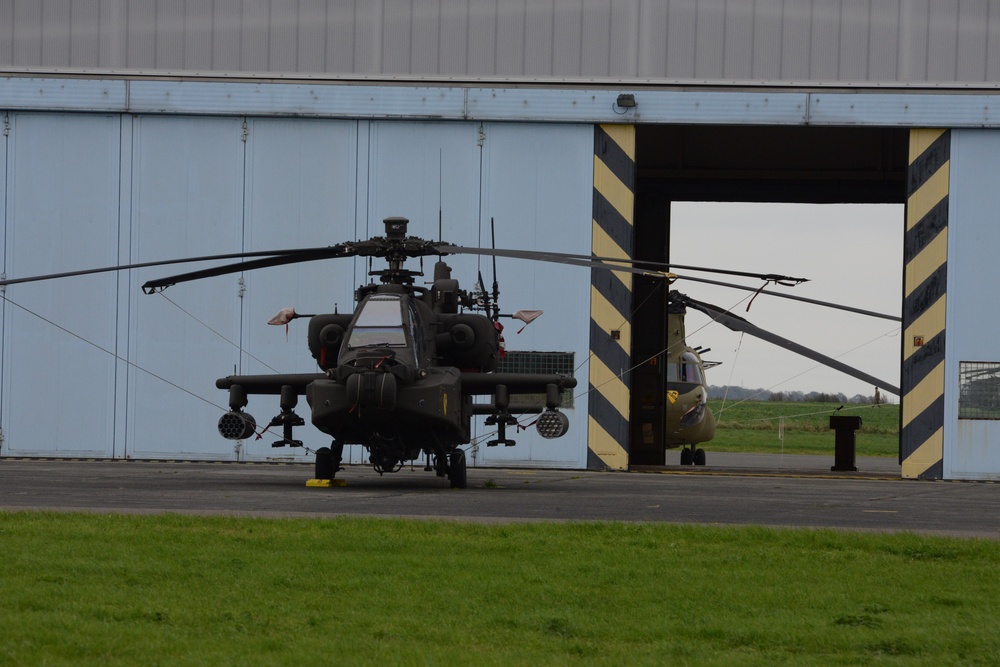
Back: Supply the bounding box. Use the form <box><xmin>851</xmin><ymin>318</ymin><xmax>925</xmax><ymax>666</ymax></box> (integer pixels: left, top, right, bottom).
<box><xmin>667</xmin><ymin>351</ymin><xmax>705</xmax><ymax>384</ymax></box>
<box><xmin>346</xmin><ymin>296</ymin><xmax>408</xmax><ymax>348</ymax></box>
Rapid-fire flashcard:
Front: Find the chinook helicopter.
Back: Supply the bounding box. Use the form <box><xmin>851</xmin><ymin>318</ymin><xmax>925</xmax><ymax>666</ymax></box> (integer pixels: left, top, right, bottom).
<box><xmin>664</xmin><ymin>290</ymin><xmax>717</xmax><ymax>466</ymax></box>
<box><xmin>660</xmin><ymin>278</ymin><xmax>901</xmax><ymax>466</ymax></box>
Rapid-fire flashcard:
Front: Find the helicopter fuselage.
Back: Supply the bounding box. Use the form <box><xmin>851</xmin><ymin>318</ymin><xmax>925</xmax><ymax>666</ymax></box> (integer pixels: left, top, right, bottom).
<box><xmin>665</xmin><ymin>299</ymin><xmax>716</xmax><ymax>450</ymax></box>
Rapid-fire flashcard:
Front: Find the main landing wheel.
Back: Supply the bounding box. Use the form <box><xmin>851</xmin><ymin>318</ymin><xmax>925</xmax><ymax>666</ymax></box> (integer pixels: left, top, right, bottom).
<box><xmin>680</xmin><ymin>448</ymin><xmax>693</xmax><ymax>466</ymax></box>
<box><xmin>315</xmin><ymin>447</ymin><xmax>334</xmax><ymax>479</ymax></box>
<box><xmin>315</xmin><ymin>443</ymin><xmax>345</xmax><ymax>479</ymax></box>
<box><xmin>694</xmin><ymin>448</ymin><xmax>706</xmax><ymax>466</ymax></box>
<box><xmin>449</xmin><ymin>449</ymin><xmax>468</xmax><ymax>489</ymax></box>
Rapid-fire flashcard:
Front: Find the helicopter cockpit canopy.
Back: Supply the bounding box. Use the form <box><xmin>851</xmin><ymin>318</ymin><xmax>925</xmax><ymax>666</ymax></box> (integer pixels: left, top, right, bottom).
<box><xmin>668</xmin><ymin>351</ymin><xmax>706</xmax><ymax>385</ymax></box>
<box><xmin>345</xmin><ymin>295</ymin><xmax>409</xmax><ymax>349</ymax></box>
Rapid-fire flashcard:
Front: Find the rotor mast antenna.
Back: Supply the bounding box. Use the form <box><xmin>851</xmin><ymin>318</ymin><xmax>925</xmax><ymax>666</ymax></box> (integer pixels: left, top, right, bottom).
<box><xmin>490</xmin><ymin>217</ymin><xmax>500</xmax><ymax>322</ymax></box>
<box><xmin>438</xmin><ymin>149</ymin><xmax>443</xmax><ymax>244</ymax></box>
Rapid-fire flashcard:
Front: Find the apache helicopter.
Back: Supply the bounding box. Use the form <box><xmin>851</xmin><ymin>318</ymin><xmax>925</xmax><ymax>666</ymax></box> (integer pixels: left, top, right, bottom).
<box><xmin>138</xmin><ymin>216</ymin><xmax>590</xmax><ymax>489</ymax></box>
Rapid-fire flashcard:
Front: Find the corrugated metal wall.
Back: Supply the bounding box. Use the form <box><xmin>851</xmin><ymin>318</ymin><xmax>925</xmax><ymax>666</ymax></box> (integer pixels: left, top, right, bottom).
<box><xmin>1</xmin><ymin>0</ymin><xmax>998</xmax><ymax>85</ymax></box>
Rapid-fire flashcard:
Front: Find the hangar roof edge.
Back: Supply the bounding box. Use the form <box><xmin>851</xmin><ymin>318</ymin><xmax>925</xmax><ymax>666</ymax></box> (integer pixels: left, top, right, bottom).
<box><xmin>3</xmin><ymin>67</ymin><xmax>1000</xmax><ymax>93</ymax></box>
<box><xmin>1</xmin><ymin>74</ymin><xmax>999</xmax><ymax>128</ymax></box>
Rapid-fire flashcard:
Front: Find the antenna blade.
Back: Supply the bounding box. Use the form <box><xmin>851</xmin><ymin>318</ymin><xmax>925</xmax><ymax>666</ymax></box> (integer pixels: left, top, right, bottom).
<box><xmin>490</xmin><ymin>218</ymin><xmax>500</xmax><ymax>321</ymax></box>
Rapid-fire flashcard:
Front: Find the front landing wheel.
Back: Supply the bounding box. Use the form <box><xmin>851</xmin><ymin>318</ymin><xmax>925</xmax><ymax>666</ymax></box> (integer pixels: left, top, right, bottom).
<box><xmin>449</xmin><ymin>449</ymin><xmax>468</xmax><ymax>489</ymax></box>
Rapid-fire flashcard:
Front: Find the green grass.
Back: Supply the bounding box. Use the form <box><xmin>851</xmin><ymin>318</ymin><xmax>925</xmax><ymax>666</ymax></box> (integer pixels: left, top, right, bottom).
<box><xmin>2</xmin><ymin>512</ymin><xmax>1000</xmax><ymax>665</ymax></box>
<box><xmin>708</xmin><ymin>400</ymin><xmax>900</xmax><ymax>457</ymax></box>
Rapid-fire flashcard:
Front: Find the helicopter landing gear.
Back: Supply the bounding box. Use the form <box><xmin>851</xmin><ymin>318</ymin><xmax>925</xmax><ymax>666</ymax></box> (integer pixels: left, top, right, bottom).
<box><xmin>448</xmin><ymin>449</ymin><xmax>468</xmax><ymax>489</ymax></box>
<box><xmin>314</xmin><ymin>441</ymin><xmax>344</xmax><ymax>480</ymax></box>
<box><xmin>679</xmin><ymin>447</ymin><xmax>706</xmax><ymax>466</ymax></box>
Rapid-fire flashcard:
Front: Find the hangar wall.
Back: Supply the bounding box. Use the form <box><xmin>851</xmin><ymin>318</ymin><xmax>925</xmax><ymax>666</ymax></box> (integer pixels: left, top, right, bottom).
<box><xmin>944</xmin><ymin>129</ymin><xmax>1000</xmax><ymax>480</ymax></box>
<box><xmin>2</xmin><ymin>0</ymin><xmax>999</xmax><ymax>86</ymax></box>
<box><xmin>0</xmin><ymin>113</ymin><xmax>593</xmax><ymax>467</ymax></box>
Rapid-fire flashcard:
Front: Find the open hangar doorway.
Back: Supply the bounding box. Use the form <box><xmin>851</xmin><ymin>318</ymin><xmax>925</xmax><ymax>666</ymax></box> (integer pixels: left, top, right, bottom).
<box><xmin>628</xmin><ymin>124</ymin><xmax>909</xmax><ymax>466</ymax></box>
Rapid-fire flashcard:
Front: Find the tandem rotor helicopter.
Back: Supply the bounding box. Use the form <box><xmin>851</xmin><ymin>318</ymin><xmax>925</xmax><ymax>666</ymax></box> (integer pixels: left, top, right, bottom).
<box><xmin>659</xmin><ymin>285</ymin><xmax>900</xmax><ymax>467</ymax></box>
<box><xmin>0</xmin><ymin>215</ymin><xmax>900</xmax><ymax>482</ymax></box>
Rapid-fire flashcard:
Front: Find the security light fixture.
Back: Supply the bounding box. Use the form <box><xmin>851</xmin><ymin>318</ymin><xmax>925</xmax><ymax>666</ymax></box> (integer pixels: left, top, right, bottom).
<box><xmin>616</xmin><ymin>94</ymin><xmax>636</xmax><ymax>108</ymax></box>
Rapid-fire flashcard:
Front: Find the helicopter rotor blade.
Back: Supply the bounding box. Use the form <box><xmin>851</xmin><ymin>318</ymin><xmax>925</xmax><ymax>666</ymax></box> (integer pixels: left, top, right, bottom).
<box><xmin>433</xmin><ymin>244</ymin><xmax>680</xmax><ymax>279</ymax></box>
<box><xmin>435</xmin><ymin>244</ymin><xmax>806</xmax><ymax>285</ymax></box>
<box><xmin>434</xmin><ymin>244</ymin><xmax>808</xmax><ymax>285</ymax></box>
<box><xmin>0</xmin><ymin>246</ymin><xmax>345</xmax><ymax>289</ymax></box>
<box><xmin>673</xmin><ymin>273</ymin><xmax>900</xmax><ymax>322</ymax></box>
<box><xmin>680</xmin><ymin>294</ymin><xmax>900</xmax><ymax>395</ymax></box>
<box><xmin>140</xmin><ymin>245</ymin><xmax>353</xmax><ymax>293</ymax></box>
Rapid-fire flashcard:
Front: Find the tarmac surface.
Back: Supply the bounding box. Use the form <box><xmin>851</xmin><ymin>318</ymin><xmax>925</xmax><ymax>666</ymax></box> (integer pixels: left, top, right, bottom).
<box><xmin>2</xmin><ymin>453</ymin><xmax>999</xmax><ymax>538</ymax></box>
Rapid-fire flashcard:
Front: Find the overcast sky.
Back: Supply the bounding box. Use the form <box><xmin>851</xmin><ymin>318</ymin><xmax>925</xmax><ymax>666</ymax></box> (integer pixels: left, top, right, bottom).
<box><xmin>669</xmin><ymin>202</ymin><xmax>903</xmax><ymax>400</ymax></box>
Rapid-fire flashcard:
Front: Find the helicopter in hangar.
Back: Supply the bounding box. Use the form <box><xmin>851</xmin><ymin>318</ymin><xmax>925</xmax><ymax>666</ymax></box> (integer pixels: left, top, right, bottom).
<box><xmin>658</xmin><ymin>272</ymin><xmax>901</xmax><ymax>467</ymax></box>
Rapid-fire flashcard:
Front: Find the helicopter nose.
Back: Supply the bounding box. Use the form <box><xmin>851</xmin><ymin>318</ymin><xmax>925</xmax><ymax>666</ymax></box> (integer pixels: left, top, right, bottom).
<box><xmin>346</xmin><ymin>371</ymin><xmax>398</xmax><ymax>410</ymax></box>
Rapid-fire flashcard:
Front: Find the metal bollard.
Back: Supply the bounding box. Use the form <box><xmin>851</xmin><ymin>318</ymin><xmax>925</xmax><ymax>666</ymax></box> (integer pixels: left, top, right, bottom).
<box><xmin>829</xmin><ymin>415</ymin><xmax>862</xmax><ymax>472</ymax></box>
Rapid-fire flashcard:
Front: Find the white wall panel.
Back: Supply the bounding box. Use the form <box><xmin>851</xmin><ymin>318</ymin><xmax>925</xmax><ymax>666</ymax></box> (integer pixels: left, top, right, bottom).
<box><xmin>366</xmin><ymin>121</ymin><xmax>482</xmax><ymax>243</ymax></box>
<box><xmin>475</xmin><ymin>122</ymin><xmax>593</xmax><ymax>468</ymax></box>
<box><xmin>945</xmin><ymin>129</ymin><xmax>1000</xmax><ymax>479</ymax></box>
<box><xmin>1</xmin><ymin>113</ymin><xmax>121</xmax><ymax>457</ymax></box>
<box><xmin>126</xmin><ymin>116</ymin><xmax>245</xmax><ymax>459</ymax></box>
<box><xmin>239</xmin><ymin>118</ymin><xmax>361</xmax><ymax>462</ymax></box>
<box><xmin>0</xmin><ymin>109</ymin><xmax>6</xmax><ymax>451</ymax></box>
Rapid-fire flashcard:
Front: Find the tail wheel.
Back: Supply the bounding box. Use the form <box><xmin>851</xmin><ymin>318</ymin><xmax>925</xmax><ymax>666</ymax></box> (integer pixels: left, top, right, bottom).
<box><xmin>449</xmin><ymin>449</ymin><xmax>468</xmax><ymax>489</ymax></box>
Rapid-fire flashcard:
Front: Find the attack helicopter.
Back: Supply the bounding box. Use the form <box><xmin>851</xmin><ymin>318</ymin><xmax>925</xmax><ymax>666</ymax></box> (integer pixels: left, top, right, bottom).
<box><xmin>139</xmin><ymin>216</ymin><xmax>587</xmax><ymax>489</ymax></box>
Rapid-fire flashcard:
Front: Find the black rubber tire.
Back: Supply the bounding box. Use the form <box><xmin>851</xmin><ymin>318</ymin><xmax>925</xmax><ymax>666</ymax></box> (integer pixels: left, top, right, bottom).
<box><xmin>315</xmin><ymin>447</ymin><xmax>334</xmax><ymax>479</ymax></box>
<box><xmin>680</xmin><ymin>448</ymin><xmax>693</xmax><ymax>466</ymax></box>
<box><xmin>694</xmin><ymin>448</ymin><xmax>706</xmax><ymax>466</ymax></box>
<box><xmin>449</xmin><ymin>449</ymin><xmax>468</xmax><ymax>489</ymax></box>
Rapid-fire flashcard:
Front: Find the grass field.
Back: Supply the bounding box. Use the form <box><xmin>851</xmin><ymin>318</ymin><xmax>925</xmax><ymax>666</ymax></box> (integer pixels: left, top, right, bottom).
<box><xmin>707</xmin><ymin>401</ymin><xmax>900</xmax><ymax>457</ymax></box>
<box><xmin>2</xmin><ymin>512</ymin><xmax>999</xmax><ymax>666</ymax></box>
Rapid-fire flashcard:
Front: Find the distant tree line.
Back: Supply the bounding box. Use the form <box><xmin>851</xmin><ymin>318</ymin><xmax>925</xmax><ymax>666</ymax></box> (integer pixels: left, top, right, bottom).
<box><xmin>708</xmin><ymin>386</ymin><xmax>895</xmax><ymax>405</ymax></box>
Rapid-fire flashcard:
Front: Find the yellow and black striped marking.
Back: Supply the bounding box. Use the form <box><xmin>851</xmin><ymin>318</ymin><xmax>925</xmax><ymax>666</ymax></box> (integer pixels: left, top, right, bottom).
<box><xmin>901</xmin><ymin>129</ymin><xmax>950</xmax><ymax>480</ymax></box>
<box><xmin>588</xmin><ymin>125</ymin><xmax>635</xmax><ymax>470</ymax></box>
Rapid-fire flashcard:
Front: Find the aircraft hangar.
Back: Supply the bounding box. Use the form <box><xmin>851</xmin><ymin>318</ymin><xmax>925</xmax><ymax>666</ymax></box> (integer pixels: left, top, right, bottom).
<box><xmin>1</xmin><ymin>2</ymin><xmax>999</xmax><ymax>480</ymax></box>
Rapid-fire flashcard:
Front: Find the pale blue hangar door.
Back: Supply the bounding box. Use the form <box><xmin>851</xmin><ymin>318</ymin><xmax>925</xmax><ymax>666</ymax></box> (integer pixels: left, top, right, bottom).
<box><xmin>0</xmin><ymin>115</ymin><xmax>594</xmax><ymax>468</ymax></box>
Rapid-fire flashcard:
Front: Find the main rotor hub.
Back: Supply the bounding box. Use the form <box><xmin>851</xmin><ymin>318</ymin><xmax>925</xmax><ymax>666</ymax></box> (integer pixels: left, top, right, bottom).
<box><xmin>384</xmin><ymin>216</ymin><xmax>408</xmax><ymax>241</ymax></box>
